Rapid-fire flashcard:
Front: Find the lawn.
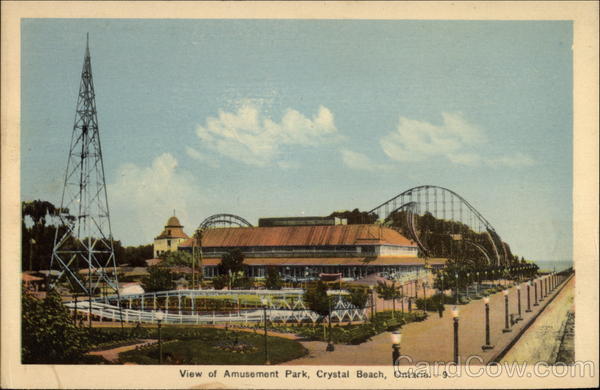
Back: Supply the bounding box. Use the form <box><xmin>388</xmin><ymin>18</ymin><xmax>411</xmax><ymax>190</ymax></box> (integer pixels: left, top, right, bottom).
<box><xmin>118</xmin><ymin>327</ymin><xmax>307</xmax><ymax>365</ymax></box>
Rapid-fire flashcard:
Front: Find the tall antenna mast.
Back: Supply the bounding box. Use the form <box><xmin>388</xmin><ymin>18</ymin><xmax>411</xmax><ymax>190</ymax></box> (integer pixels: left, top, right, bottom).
<box><xmin>50</xmin><ymin>35</ymin><xmax>121</xmax><ymax>326</ymax></box>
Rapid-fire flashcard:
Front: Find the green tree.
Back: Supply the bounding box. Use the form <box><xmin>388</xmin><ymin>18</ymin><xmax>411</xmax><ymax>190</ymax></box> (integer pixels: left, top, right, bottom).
<box><xmin>265</xmin><ymin>266</ymin><xmax>283</xmax><ymax>290</ymax></box>
<box><xmin>348</xmin><ymin>287</ymin><xmax>368</xmax><ymax>309</ymax></box>
<box><xmin>141</xmin><ymin>266</ymin><xmax>175</xmax><ymax>292</ymax></box>
<box><xmin>304</xmin><ymin>281</ymin><xmax>331</xmax><ymax>319</ymax></box>
<box><xmin>375</xmin><ymin>281</ymin><xmax>402</xmax><ymax>317</ymax></box>
<box><xmin>163</xmin><ymin>251</ymin><xmax>193</xmax><ymax>267</ymax></box>
<box><xmin>329</xmin><ymin>208</ymin><xmax>378</xmax><ymax>224</ymax></box>
<box><xmin>22</xmin><ymin>200</ymin><xmax>74</xmax><ymax>271</ymax></box>
<box><xmin>22</xmin><ymin>290</ymin><xmax>89</xmax><ymax>363</ymax></box>
<box><xmin>232</xmin><ymin>275</ymin><xmax>255</xmax><ymax>289</ymax></box>
<box><xmin>212</xmin><ymin>275</ymin><xmax>228</xmax><ymax>290</ymax></box>
<box><xmin>218</xmin><ymin>249</ymin><xmax>246</xmax><ymax>275</ymax></box>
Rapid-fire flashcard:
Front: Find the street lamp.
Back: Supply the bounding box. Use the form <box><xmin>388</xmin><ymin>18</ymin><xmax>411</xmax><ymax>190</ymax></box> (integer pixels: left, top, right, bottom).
<box><xmin>475</xmin><ymin>271</ymin><xmax>480</xmax><ymax>297</ymax></box>
<box><xmin>391</xmin><ymin>330</ymin><xmax>402</xmax><ymax>365</ymax></box>
<box><xmin>155</xmin><ymin>309</ymin><xmax>165</xmax><ymax>364</ymax></box>
<box><xmin>400</xmin><ymin>284</ymin><xmax>405</xmax><ymax>313</ymax></box>
<box><xmin>502</xmin><ymin>289</ymin><xmax>512</xmax><ymax>333</ymax></box>
<box><xmin>516</xmin><ymin>285</ymin><xmax>522</xmax><ymax>322</ymax></box>
<box><xmin>304</xmin><ymin>269</ymin><xmax>309</xmax><ymax>290</ymax></box>
<box><xmin>526</xmin><ymin>281</ymin><xmax>532</xmax><ymax>312</ymax></box>
<box><xmin>452</xmin><ymin>306</ymin><xmax>460</xmax><ymax>364</ymax></box>
<box><xmin>369</xmin><ymin>285</ymin><xmax>375</xmax><ymax>321</ymax></box>
<box><xmin>481</xmin><ymin>297</ymin><xmax>494</xmax><ymax>350</ymax></box>
<box><xmin>326</xmin><ymin>296</ymin><xmax>335</xmax><ymax>352</ymax></box>
<box><xmin>261</xmin><ymin>297</ymin><xmax>270</xmax><ymax>364</ymax></box>
<box><xmin>466</xmin><ymin>273</ymin><xmax>470</xmax><ymax>299</ymax></box>
<box><xmin>455</xmin><ymin>272</ymin><xmax>459</xmax><ymax>305</ymax></box>
<box><xmin>539</xmin><ymin>278</ymin><xmax>545</xmax><ymax>301</ymax></box>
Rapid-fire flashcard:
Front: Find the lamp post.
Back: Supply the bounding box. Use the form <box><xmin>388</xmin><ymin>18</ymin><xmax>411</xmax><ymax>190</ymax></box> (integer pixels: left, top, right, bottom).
<box><xmin>541</xmin><ymin>278</ymin><xmax>546</xmax><ymax>300</ymax></box>
<box><xmin>29</xmin><ymin>238</ymin><xmax>36</xmax><ymax>271</ymax></box>
<box><xmin>465</xmin><ymin>273</ymin><xmax>470</xmax><ymax>299</ymax></box>
<box><xmin>526</xmin><ymin>281</ymin><xmax>532</xmax><ymax>312</ymax></box>
<box><xmin>516</xmin><ymin>285</ymin><xmax>522</xmax><ymax>322</ymax></box>
<box><xmin>261</xmin><ymin>297</ymin><xmax>270</xmax><ymax>364</ymax></box>
<box><xmin>400</xmin><ymin>284</ymin><xmax>405</xmax><ymax>313</ymax></box>
<box><xmin>391</xmin><ymin>330</ymin><xmax>402</xmax><ymax>366</ymax></box>
<box><xmin>481</xmin><ymin>297</ymin><xmax>494</xmax><ymax>350</ymax></box>
<box><xmin>414</xmin><ymin>278</ymin><xmax>418</xmax><ymax>300</ymax></box>
<box><xmin>326</xmin><ymin>296</ymin><xmax>335</xmax><ymax>352</ymax></box>
<box><xmin>304</xmin><ymin>269</ymin><xmax>309</xmax><ymax>290</ymax></box>
<box><xmin>502</xmin><ymin>289</ymin><xmax>512</xmax><ymax>333</ymax></box>
<box><xmin>452</xmin><ymin>306</ymin><xmax>460</xmax><ymax>364</ymax></box>
<box><xmin>369</xmin><ymin>285</ymin><xmax>375</xmax><ymax>321</ymax></box>
<box><xmin>475</xmin><ymin>271</ymin><xmax>480</xmax><ymax>297</ymax></box>
<box><xmin>455</xmin><ymin>272</ymin><xmax>459</xmax><ymax>304</ymax></box>
<box><xmin>155</xmin><ymin>309</ymin><xmax>164</xmax><ymax>364</ymax></box>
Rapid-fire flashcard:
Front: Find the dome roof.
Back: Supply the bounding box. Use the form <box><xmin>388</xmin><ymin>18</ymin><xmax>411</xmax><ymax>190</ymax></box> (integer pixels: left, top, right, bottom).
<box><xmin>166</xmin><ymin>215</ymin><xmax>182</xmax><ymax>227</ymax></box>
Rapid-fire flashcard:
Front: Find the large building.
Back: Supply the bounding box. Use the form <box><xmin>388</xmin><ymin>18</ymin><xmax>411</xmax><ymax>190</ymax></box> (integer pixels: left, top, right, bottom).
<box><xmin>153</xmin><ymin>215</ymin><xmax>189</xmax><ymax>258</ymax></box>
<box><xmin>174</xmin><ymin>217</ymin><xmax>438</xmax><ymax>280</ymax></box>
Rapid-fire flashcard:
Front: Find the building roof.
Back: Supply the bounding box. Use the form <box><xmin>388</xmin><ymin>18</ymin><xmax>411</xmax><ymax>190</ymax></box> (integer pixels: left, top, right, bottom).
<box><xmin>199</xmin><ymin>256</ymin><xmax>431</xmax><ymax>267</ymax></box>
<box><xmin>22</xmin><ymin>273</ymin><xmax>43</xmax><ymax>282</ymax></box>
<box><xmin>179</xmin><ymin>224</ymin><xmax>415</xmax><ymax>248</ymax></box>
<box><xmin>155</xmin><ymin>215</ymin><xmax>189</xmax><ymax>240</ymax></box>
<box><xmin>145</xmin><ymin>258</ymin><xmax>163</xmax><ymax>267</ymax></box>
<box><xmin>166</xmin><ymin>215</ymin><xmax>183</xmax><ymax>227</ymax></box>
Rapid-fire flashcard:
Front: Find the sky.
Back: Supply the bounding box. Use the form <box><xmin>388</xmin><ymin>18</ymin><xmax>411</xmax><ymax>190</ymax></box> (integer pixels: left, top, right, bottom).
<box><xmin>20</xmin><ymin>19</ymin><xmax>573</xmax><ymax>261</ymax></box>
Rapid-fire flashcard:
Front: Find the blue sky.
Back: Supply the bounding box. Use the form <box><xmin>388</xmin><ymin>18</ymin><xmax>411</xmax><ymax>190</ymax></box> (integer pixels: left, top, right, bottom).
<box><xmin>21</xmin><ymin>19</ymin><xmax>572</xmax><ymax>261</ymax></box>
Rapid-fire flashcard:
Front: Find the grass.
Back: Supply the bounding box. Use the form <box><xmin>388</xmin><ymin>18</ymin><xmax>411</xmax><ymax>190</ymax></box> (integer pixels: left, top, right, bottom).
<box><xmin>118</xmin><ymin>327</ymin><xmax>307</xmax><ymax>365</ymax></box>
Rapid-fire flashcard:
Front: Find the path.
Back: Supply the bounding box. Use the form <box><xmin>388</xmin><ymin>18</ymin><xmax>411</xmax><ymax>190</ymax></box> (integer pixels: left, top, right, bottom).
<box><xmin>500</xmin><ymin>276</ymin><xmax>574</xmax><ymax>363</ymax></box>
<box><xmin>87</xmin><ymin>339</ymin><xmax>156</xmax><ymax>363</ymax></box>
<box><xmin>282</xmin><ymin>274</ymin><xmax>572</xmax><ymax>365</ymax></box>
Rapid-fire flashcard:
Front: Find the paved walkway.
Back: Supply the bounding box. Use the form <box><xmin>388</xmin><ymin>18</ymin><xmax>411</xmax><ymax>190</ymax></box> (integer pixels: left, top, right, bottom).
<box><xmin>87</xmin><ymin>339</ymin><xmax>156</xmax><ymax>362</ymax></box>
<box><xmin>501</xmin><ymin>276</ymin><xmax>575</xmax><ymax>363</ymax></box>
<box><xmin>282</xmin><ymin>275</ymin><xmax>572</xmax><ymax>365</ymax></box>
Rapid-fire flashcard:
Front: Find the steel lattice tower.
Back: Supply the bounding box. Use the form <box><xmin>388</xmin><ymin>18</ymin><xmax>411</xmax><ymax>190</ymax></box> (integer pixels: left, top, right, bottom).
<box><xmin>50</xmin><ymin>35</ymin><xmax>121</xmax><ymax>313</ymax></box>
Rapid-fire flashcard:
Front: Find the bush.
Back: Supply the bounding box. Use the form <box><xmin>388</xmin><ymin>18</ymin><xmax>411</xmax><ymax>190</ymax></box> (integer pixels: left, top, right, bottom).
<box><xmin>415</xmin><ymin>295</ymin><xmax>446</xmax><ymax>312</ymax></box>
<box><xmin>22</xmin><ymin>290</ymin><xmax>91</xmax><ymax>364</ymax></box>
<box><xmin>212</xmin><ymin>275</ymin><xmax>228</xmax><ymax>290</ymax></box>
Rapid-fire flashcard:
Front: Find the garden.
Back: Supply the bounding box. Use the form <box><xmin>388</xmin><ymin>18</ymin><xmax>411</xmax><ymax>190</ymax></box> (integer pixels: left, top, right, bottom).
<box><xmin>118</xmin><ymin>326</ymin><xmax>307</xmax><ymax>365</ymax></box>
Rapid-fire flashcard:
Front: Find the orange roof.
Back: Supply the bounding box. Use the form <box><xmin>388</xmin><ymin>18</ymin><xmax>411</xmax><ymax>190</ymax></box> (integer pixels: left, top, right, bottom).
<box><xmin>145</xmin><ymin>258</ymin><xmax>163</xmax><ymax>267</ymax></box>
<box><xmin>166</xmin><ymin>216</ymin><xmax>183</xmax><ymax>227</ymax></box>
<box><xmin>180</xmin><ymin>225</ymin><xmax>415</xmax><ymax>248</ymax></box>
<box><xmin>199</xmin><ymin>256</ymin><xmax>427</xmax><ymax>267</ymax></box>
<box><xmin>22</xmin><ymin>274</ymin><xmax>43</xmax><ymax>281</ymax></box>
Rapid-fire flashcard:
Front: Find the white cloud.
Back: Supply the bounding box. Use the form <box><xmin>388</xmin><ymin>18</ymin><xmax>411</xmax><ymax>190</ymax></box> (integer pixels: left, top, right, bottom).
<box><xmin>195</xmin><ymin>103</ymin><xmax>340</xmax><ymax>166</ymax></box>
<box><xmin>185</xmin><ymin>146</ymin><xmax>220</xmax><ymax>168</ymax></box>
<box><xmin>340</xmin><ymin>149</ymin><xmax>390</xmax><ymax>171</ymax></box>
<box><xmin>108</xmin><ymin>153</ymin><xmax>202</xmax><ymax>246</ymax></box>
<box><xmin>380</xmin><ymin>112</ymin><xmax>534</xmax><ymax>168</ymax></box>
<box><xmin>486</xmin><ymin>152</ymin><xmax>535</xmax><ymax>168</ymax></box>
<box><xmin>380</xmin><ymin>112</ymin><xmax>484</xmax><ymax>162</ymax></box>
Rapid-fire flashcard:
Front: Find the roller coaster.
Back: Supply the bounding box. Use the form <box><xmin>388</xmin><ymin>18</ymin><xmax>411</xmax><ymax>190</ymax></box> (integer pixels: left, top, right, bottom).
<box><xmin>368</xmin><ymin>185</ymin><xmax>508</xmax><ymax>266</ymax></box>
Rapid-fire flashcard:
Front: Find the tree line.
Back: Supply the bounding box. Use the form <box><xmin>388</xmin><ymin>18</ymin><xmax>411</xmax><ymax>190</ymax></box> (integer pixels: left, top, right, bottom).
<box><xmin>22</xmin><ymin>200</ymin><xmax>152</xmax><ymax>271</ymax></box>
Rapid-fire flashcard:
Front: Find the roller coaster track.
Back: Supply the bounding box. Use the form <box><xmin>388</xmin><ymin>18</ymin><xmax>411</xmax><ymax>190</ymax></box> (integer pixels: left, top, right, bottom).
<box><xmin>370</xmin><ymin>185</ymin><xmax>507</xmax><ymax>265</ymax></box>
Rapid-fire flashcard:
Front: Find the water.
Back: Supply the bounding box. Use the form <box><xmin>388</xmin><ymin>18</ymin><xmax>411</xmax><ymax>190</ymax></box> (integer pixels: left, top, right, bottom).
<box><xmin>534</xmin><ymin>259</ymin><xmax>573</xmax><ymax>273</ymax></box>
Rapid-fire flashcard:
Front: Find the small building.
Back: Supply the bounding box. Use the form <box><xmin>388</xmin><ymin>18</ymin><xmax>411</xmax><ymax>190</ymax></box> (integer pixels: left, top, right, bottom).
<box><xmin>153</xmin><ymin>215</ymin><xmax>189</xmax><ymax>258</ymax></box>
